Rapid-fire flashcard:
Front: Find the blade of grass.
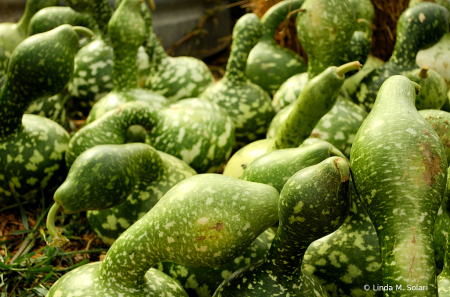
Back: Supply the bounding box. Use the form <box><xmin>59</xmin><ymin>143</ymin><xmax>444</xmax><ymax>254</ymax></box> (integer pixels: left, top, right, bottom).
<box><xmin>9</xmin><ymin>183</ymin><xmax>28</xmax><ymax>231</ymax></box>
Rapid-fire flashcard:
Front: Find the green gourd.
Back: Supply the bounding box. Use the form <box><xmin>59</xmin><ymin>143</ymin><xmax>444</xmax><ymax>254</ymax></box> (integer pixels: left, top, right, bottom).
<box><xmin>141</xmin><ymin>4</ymin><xmax>215</xmax><ymax>103</ymax></box>
<box><xmin>353</xmin><ymin>3</ymin><xmax>449</xmax><ymax>112</ymax></box>
<box><xmin>438</xmin><ymin>237</ymin><xmax>450</xmax><ymax>296</ymax></box>
<box><xmin>47</xmin><ymin>174</ymin><xmax>280</xmax><ymax>296</ymax></box>
<box><xmin>199</xmin><ymin>14</ymin><xmax>274</xmax><ymax>146</ymax></box>
<box><xmin>340</xmin><ymin>19</ymin><xmax>372</xmax><ymax>76</ymax></box>
<box><xmin>0</xmin><ymin>0</ymin><xmax>58</xmax><ymax>76</ymax></box>
<box><xmin>347</xmin><ymin>0</ymin><xmax>375</xmax><ymax>31</ymax></box>
<box><xmin>64</xmin><ymin>0</ymin><xmax>115</xmax><ymax>111</ymax></box>
<box><xmin>406</xmin><ymin>65</ymin><xmax>448</xmax><ymax>110</ymax></box>
<box><xmin>351</xmin><ymin>75</ymin><xmax>448</xmax><ymax>295</ymax></box>
<box><xmin>296</xmin><ymin>0</ymin><xmax>355</xmax><ymax>79</ymax></box>
<box><xmin>223</xmin><ymin>62</ymin><xmax>360</xmax><ymax>179</ymax></box>
<box><xmin>419</xmin><ymin>109</ymin><xmax>450</xmax><ymax>272</ymax></box>
<box><xmin>0</xmin><ymin>25</ymin><xmax>83</xmax><ymax>206</ymax></box>
<box><xmin>158</xmin><ymin>229</ymin><xmax>275</xmax><ymax>297</ymax></box>
<box><xmin>245</xmin><ymin>0</ymin><xmax>307</xmax><ymax>96</ymax></box>
<box><xmin>85</xmin><ymin>0</ymin><xmax>168</xmax><ymax>123</ymax></box>
<box><xmin>46</xmin><ymin>142</ymin><xmax>195</xmax><ymax>246</ymax></box>
<box><xmin>24</xmin><ymin>7</ymin><xmax>100</xmax><ymax>126</ymax></box>
<box><xmin>272</xmin><ymin>72</ymin><xmax>308</xmax><ymax>112</ymax></box>
<box><xmin>240</xmin><ymin>140</ymin><xmax>347</xmax><ymax>192</ymax></box>
<box><xmin>214</xmin><ymin>157</ymin><xmax>351</xmax><ymax>296</ymax></box>
<box><xmin>67</xmin><ymin>101</ymin><xmax>234</xmax><ymax>173</ymax></box>
<box><xmin>267</xmin><ymin>96</ymin><xmax>368</xmax><ymax>158</ymax></box>
<box><xmin>303</xmin><ymin>186</ymin><xmax>382</xmax><ymax>297</ymax></box>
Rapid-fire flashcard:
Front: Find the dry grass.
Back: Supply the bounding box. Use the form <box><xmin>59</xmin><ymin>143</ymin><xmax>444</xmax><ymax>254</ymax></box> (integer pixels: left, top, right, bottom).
<box><xmin>248</xmin><ymin>0</ymin><xmax>411</xmax><ymax>62</ymax></box>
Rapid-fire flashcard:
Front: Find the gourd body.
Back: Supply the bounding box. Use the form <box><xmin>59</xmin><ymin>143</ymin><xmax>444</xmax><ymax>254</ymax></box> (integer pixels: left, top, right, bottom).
<box><xmin>47</xmin><ymin>174</ymin><xmax>280</xmax><ymax>296</ymax></box>
<box><xmin>351</xmin><ymin>75</ymin><xmax>448</xmax><ymax>295</ymax></box>
<box><xmin>272</xmin><ymin>72</ymin><xmax>308</xmax><ymax>112</ymax></box>
<box><xmin>353</xmin><ymin>3</ymin><xmax>449</xmax><ymax>112</ymax></box>
<box><xmin>245</xmin><ymin>0</ymin><xmax>307</xmax><ymax>96</ymax></box>
<box><xmin>199</xmin><ymin>14</ymin><xmax>274</xmax><ymax>145</ymax></box>
<box><xmin>214</xmin><ymin>157</ymin><xmax>350</xmax><ymax>296</ymax></box>
<box><xmin>406</xmin><ymin>66</ymin><xmax>448</xmax><ymax>110</ymax></box>
<box><xmin>296</xmin><ymin>0</ymin><xmax>355</xmax><ymax>79</ymax></box>
<box><xmin>0</xmin><ymin>25</ymin><xmax>79</xmax><ymax>205</ymax></box>
<box><xmin>0</xmin><ymin>0</ymin><xmax>58</xmax><ymax>75</ymax></box>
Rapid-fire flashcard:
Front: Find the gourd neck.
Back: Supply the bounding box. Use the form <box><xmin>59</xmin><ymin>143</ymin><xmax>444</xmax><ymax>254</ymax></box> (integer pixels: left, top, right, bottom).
<box><xmin>90</xmin><ymin>0</ymin><xmax>113</xmax><ymax>37</ymax></box>
<box><xmin>390</xmin><ymin>42</ymin><xmax>420</xmax><ymax>71</ymax></box>
<box><xmin>0</xmin><ymin>79</ymin><xmax>24</xmax><ymax>137</ymax></box>
<box><xmin>147</xmin><ymin>31</ymin><xmax>168</xmax><ymax>67</ymax></box>
<box><xmin>16</xmin><ymin>1</ymin><xmax>36</xmax><ymax>34</ymax></box>
<box><xmin>261</xmin><ymin>0</ymin><xmax>304</xmax><ymax>40</ymax></box>
<box><xmin>112</xmin><ymin>51</ymin><xmax>139</xmax><ymax>90</ymax></box>
<box><xmin>261</xmin><ymin>226</ymin><xmax>305</xmax><ymax>278</ymax></box>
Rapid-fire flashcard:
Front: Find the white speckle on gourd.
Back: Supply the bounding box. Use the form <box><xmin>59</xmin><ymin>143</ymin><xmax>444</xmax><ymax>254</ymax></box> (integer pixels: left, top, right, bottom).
<box><xmin>197</xmin><ymin>217</ymin><xmax>209</xmax><ymax>225</ymax></box>
<box><xmin>102</xmin><ymin>215</ymin><xmax>118</xmax><ymax>230</ymax></box>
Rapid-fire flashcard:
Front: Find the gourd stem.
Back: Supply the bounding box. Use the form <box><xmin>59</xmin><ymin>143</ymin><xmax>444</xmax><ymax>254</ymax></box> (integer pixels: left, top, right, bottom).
<box><xmin>334</xmin><ymin>61</ymin><xmax>362</xmax><ymax>78</ymax></box>
<box><xmin>46</xmin><ymin>202</ymin><xmax>70</xmax><ymax>248</ymax></box>
<box><xmin>357</xmin><ymin>18</ymin><xmax>372</xmax><ymax>40</ymax></box>
<box><xmin>72</xmin><ymin>26</ymin><xmax>95</xmax><ymax>39</ymax></box>
<box><xmin>261</xmin><ymin>0</ymin><xmax>304</xmax><ymax>39</ymax></box>
<box><xmin>418</xmin><ymin>65</ymin><xmax>430</xmax><ymax>79</ymax></box>
<box><xmin>145</xmin><ymin>0</ymin><xmax>156</xmax><ymax>10</ymax></box>
<box><xmin>16</xmin><ymin>0</ymin><xmax>34</xmax><ymax>34</ymax></box>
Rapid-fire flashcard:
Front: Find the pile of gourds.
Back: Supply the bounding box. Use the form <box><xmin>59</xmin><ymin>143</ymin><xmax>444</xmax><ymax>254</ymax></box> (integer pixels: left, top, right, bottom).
<box><xmin>2</xmin><ymin>0</ymin><xmax>450</xmax><ymax>295</ymax></box>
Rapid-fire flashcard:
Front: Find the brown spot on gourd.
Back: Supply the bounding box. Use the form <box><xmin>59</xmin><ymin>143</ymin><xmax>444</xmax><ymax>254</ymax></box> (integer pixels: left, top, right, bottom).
<box><xmin>444</xmin><ymin>62</ymin><xmax>449</xmax><ymax>69</ymax></box>
<box><xmin>196</xmin><ymin>236</ymin><xmax>207</xmax><ymax>242</ymax></box>
<box><xmin>423</xmin><ymin>129</ymin><xmax>430</xmax><ymax>136</ymax></box>
<box><xmin>209</xmin><ymin>222</ymin><xmax>224</xmax><ymax>232</ymax></box>
<box><xmin>401</xmin><ymin>170</ymin><xmax>408</xmax><ymax>181</ymax></box>
<box><xmin>411</xmin><ymin>227</ymin><xmax>416</xmax><ymax>244</ymax></box>
<box><xmin>310</xmin><ymin>133</ymin><xmax>319</xmax><ymax>138</ymax></box>
<box><xmin>418</xmin><ymin>142</ymin><xmax>442</xmax><ymax>187</ymax></box>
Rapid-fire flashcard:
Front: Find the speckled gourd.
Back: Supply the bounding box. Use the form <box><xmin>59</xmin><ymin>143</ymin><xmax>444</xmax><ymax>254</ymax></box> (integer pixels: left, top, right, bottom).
<box><xmin>353</xmin><ymin>2</ymin><xmax>449</xmax><ymax>112</ymax></box>
<box><xmin>47</xmin><ymin>174</ymin><xmax>280</xmax><ymax>296</ymax></box>
<box><xmin>245</xmin><ymin>0</ymin><xmax>307</xmax><ymax>96</ymax></box>
<box><xmin>340</xmin><ymin>18</ymin><xmax>372</xmax><ymax>76</ymax></box>
<box><xmin>351</xmin><ymin>75</ymin><xmax>448</xmax><ymax>296</ymax></box>
<box><xmin>214</xmin><ymin>157</ymin><xmax>351</xmax><ymax>296</ymax></box>
<box><xmin>223</xmin><ymin>61</ymin><xmax>360</xmax><ymax>179</ymax></box>
<box><xmin>46</xmin><ymin>142</ymin><xmax>196</xmax><ymax>247</ymax></box>
<box><xmin>419</xmin><ymin>109</ymin><xmax>450</xmax><ymax>272</ymax></box>
<box><xmin>64</xmin><ymin>0</ymin><xmax>115</xmax><ymax>112</ymax></box>
<box><xmin>438</xmin><ymin>236</ymin><xmax>450</xmax><ymax>295</ymax></box>
<box><xmin>296</xmin><ymin>0</ymin><xmax>355</xmax><ymax>79</ymax></box>
<box><xmin>68</xmin><ymin>101</ymin><xmax>234</xmax><ymax>173</ymax></box>
<box><xmin>405</xmin><ymin>65</ymin><xmax>448</xmax><ymax>110</ymax></box>
<box><xmin>86</xmin><ymin>0</ymin><xmax>168</xmax><ymax>123</ymax></box>
<box><xmin>272</xmin><ymin>72</ymin><xmax>308</xmax><ymax>112</ymax></box>
<box><xmin>0</xmin><ymin>25</ymin><xmax>81</xmax><ymax>206</ymax></box>
<box><xmin>24</xmin><ymin>7</ymin><xmax>100</xmax><ymax>126</ymax></box>
<box><xmin>158</xmin><ymin>229</ymin><xmax>275</xmax><ymax>297</ymax></box>
<box><xmin>267</xmin><ymin>96</ymin><xmax>368</xmax><ymax>158</ymax></box>
<box><xmin>0</xmin><ymin>0</ymin><xmax>58</xmax><ymax>76</ymax></box>
<box><xmin>347</xmin><ymin>0</ymin><xmax>375</xmax><ymax>30</ymax></box>
<box><xmin>199</xmin><ymin>13</ymin><xmax>274</xmax><ymax>145</ymax></box>
<box><xmin>437</xmin><ymin>170</ymin><xmax>450</xmax><ymax>295</ymax></box>
<box><xmin>141</xmin><ymin>3</ymin><xmax>215</xmax><ymax>103</ymax></box>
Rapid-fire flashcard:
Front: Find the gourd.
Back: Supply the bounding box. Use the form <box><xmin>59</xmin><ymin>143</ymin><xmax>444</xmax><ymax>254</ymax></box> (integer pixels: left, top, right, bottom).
<box><xmin>419</xmin><ymin>109</ymin><xmax>450</xmax><ymax>271</ymax></box>
<box><xmin>245</xmin><ymin>0</ymin><xmax>307</xmax><ymax>96</ymax></box>
<box><xmin>340</xmin><ymin>19</ymin><xmax>372</xmax><ymax>75</ymax></box>
<box><xmin>296</xmin><ymin>0</ymin><xmax>355</xmax><ymax>79</ymax></box>
<box><xmin>142</xmin><ymin>3</ymin><xmax>215</xmax><ymax>103</ymax></box>
<box><xmin>46</xmin><ymin>142</ymin><xmax>196</xmax><ymax>246</ymax></box>
<box><xmin>267</xmin><ymin>96</ymin><xmax>368</xmax><ymax>158</ymax></box>
<box><xmin>214</xmin><ymin>157</ymin><xmax>351</xmax><ymax>296</ymax></box>
<box><xmin>199</xmin><ymin>13</ymin><xmax>275</xmax><ymax>145</ymax></box>
<box><xmin>303</xmin><ymin>186</ymin><xmax>382</xmax><ymax>297</ymax></box>
<box><xmin>67</xmin><ymin>101</ymin><xmax>234</xmax><ymax>173</ymax></box>
<box><xmin>24</xmin><ymin>7</ymin><xmax>100</xmax><ymax>126</ymax></box>
<box><xmin>47</xmin><ymin>174</ymin><xmax>280</xmax><ymax>296</ymax></box>
<box><xmin>405</xmin><ymin>65</ymin><xmax>448</xmax><ymax>110</ymax></box>
<box><xmin>0</xmin><ymin>0</ymin><xmax>58</xmax><ymax>76</ymax></box>
<box><xmin>85</xmin><ymin>0</ymin><xmax>168</xmax><ymax>123</ymax></box>
<box><xmin>64</xmin><ymin>0</ymin><xmax>115</xmax><ymax>112</ymax></box>
<box><xmin>347</xmin><ymin>0</ymin><xmax>375</xmax><ymax>30</ymax></box>
<box><xmin>438</xmin><ymin>171</ymin><xmax>450</xmax><ymax>295</ymax></box>
<box><xmin>350</xmin><ymin>75</ymin><xmax>448</xmax><ymax>295</ymax></box>
<box><xmin>0</xmin><ymin>25</ymin><xmax>84</xmax><ymax>206</ymax></box>
<box><xmin>438</xmin><ymin>237</ymin><xmax>450</xmax><ymax>296</ymax></box>
<box><xmin>413</xmin><ymin>0</ymin><xmax>450</xmax><ymax>88</ymax></box>
<box><xmin>353</xmin><ymin>2</ymin><xmax>449</xmax><ymax>112</ymax></box>
<box><xmin>158</xmin><ymin>229</ymin><xmax>275</xmax><ymax>297</ymax></box>
<box><xmin>223</xmin><ymin>61</ymin><xmax>361</xmax><ymax>179</ymax></box>
<box><xmin>272</xmin><ymin>72</ymin><xmax>308</xmax><ymax>112</ymax></box>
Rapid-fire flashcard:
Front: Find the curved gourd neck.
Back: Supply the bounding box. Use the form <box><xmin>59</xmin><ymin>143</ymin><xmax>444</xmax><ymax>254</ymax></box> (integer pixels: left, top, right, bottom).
<box><xmin>261</xmin><ymin>226</ymin><xmax>305</xmax><ymax>278</ymax></box>
<box><xmin>147</xmin><ymin>31</ymin><xmax>168</xmax><ymax>67</ymax></box>
<box><xmin>16</xmin><ymin>1</ymin><xmax>36</xmax><ymax>35</ymax></box>
<box><xmin>85</xmin><ymin>0</ymin><xmax>113</xmax><ymax>37</ymax></box>
<box><xmin>109</xmin><ymin>0</ymin><xmax>146</xmax><ymax>90</ymax></box>
<box><xmin>371</xmin><ymin>75</ymin><xmax>419</xmax><ymax>111</ymax></box>
<box><xmin>224</xmin><ymin>14</ymin><xmax>262</xmax><ymax>82</ymax></box>
<box><xmin>0</xmin><ymin>79</ymin><xmax>25</xmax><ymax>137</ymax></box>
<box><xmin>261</xmin><ymin>0</ymin><xmax>304</xmax><ymax>40</ymax></box>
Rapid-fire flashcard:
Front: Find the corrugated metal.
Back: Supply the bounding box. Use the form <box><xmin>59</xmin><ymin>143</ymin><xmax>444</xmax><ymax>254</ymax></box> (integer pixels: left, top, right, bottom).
<box><xmin>0</xmin><ymin>0</ymin><xmax>231</xmax><ymax>58</ymax></box>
